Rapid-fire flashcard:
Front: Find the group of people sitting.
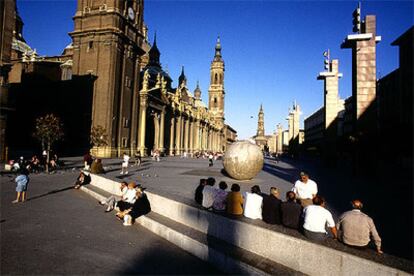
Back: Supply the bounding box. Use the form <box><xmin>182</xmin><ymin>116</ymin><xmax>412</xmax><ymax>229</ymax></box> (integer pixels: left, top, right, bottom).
<box><xmin>8</xmin><ymin>153</ymin><xmax>61</xmax><ymax>174</ymax></box>
<box><xmin>98</xmin><ymin>181</ymin><xmax>151</xmax><ymax>226</ymax></box>
<box><xmin>195</xmin><ymin>171</ymin><xmax>383</xmax><ymax>254</ymax></box>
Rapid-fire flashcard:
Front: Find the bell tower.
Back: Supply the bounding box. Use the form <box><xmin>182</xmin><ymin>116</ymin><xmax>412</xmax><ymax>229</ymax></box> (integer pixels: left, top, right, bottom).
<box><xmin>208</xmin><ymin>37</ymin><xmax>225</xmax><ymax>129</ymax></box>
<box><xmin>70</xmin><ymin>0</ymin><xmax>146</xmax><ymax>157</ymax></box>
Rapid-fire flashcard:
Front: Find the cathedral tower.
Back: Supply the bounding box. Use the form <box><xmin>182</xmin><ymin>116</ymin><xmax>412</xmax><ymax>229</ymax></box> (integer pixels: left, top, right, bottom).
<box><xmin>208</xmin><ymin>37</ymin><xmax>225</xmax><ymax>129</ymax></box>
<box><xmin>255</xmin><ymin>104</ymin><xmax>267</xmax><ymax>149</ymax></box>
<box><xmin>70</xmin><ymin>0</ymin><xmax>146</xmax><ymax>157</ymax></box>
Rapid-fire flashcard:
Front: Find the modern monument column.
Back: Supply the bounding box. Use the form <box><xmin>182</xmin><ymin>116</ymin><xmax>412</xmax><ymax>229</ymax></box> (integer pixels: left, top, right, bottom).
<box><xmin>341</xmin><ymin>4</ymin><xmax>381</xmax><ymax>131</ymax></box>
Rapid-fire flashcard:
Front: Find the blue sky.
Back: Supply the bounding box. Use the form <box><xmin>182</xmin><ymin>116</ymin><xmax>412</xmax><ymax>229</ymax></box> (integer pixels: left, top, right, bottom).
<box><xmin>17</xmin><ymin>0</ymin><xmax>413</xmax><ymax>139</ymax></box>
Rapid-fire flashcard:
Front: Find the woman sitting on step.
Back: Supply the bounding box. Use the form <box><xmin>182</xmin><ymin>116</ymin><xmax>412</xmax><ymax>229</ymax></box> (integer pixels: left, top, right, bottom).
<box><xmin>116</xmin><ymin>185</ymin><xmax>151</xmax><ymax>226</ymax></box>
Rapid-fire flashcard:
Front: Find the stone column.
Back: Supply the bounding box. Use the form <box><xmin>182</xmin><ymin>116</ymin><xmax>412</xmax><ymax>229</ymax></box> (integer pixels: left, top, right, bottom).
<box><xmin>175</xmin><ymin>115</ymin><xmax>182</xmax><ymax>155</ymax></box>
<box><xmin>169</xmin><ymin>116</ymin><xmax>175</xmax><ymax>156</ymax></box>
<box><xmin>189</xmin><ymin>119</ymin><xmax>194</xmax><ymax>154</ymax></box>
<box><xmin>159</xmin><ymin>108</ymin><xmax>165</xmax><ymax>153</ymax></box>
<box><xmin>194</xmin><ymin>120</ymin><xmax>200</xmax><ymax>152</ymax></box>
<box><xmin>153</xmin><ymin>113</ymin><xmax>160</xmax><ymax>150</ymax></box>
<box><xmin>138</xmin><ymin>95</ymin><xmax>147</xmax><ymax>155</ymax></box>
<box><xmin>184</xmin><ymin>117</ymin><xmax>189</xmax><ymax>154</ymax></box>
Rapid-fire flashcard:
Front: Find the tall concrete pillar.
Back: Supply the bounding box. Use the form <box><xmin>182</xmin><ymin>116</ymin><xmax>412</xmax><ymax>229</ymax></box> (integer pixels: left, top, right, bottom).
<box><xmin>341</xmin><ymin>13</ymin><xmax>381</xmax><ymax>131</ymax></box>
<box><xmin>169</xmin><ymin>116</ymin><xmax>175</xmax><ymax>156</ymax></box>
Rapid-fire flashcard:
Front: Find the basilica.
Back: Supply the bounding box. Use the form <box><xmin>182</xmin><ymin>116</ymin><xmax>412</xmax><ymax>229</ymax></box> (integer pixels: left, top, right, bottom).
<box><xmin>0</xmin><ymin>0</ymin><xmax>237</xmax><ymax>159</ymax></box>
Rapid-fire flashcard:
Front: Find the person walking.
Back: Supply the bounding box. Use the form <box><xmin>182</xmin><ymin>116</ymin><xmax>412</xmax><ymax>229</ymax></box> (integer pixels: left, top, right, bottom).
<box><xmin>208</xmin><ymin>152</ymin><xmax>214</xmax><ymax>167</ymax></box>
<box><xmin>134</xmin><ymin>151</ymin><xmax>142</xmax><ymax>166</ymax></box>
<box><xmin>12</xmin><ymin>169</ymin><xmax>30</xmax><ymax>203</ymax></box>
<box><xmin>336</xmin><ymin>199</ymin><xmax>383</xmax><ymax>254</ymax></box>
<box><xmin>120</xmin><ymin>152</ymin><xmax>130</xmax><ymax>175</ymax></box>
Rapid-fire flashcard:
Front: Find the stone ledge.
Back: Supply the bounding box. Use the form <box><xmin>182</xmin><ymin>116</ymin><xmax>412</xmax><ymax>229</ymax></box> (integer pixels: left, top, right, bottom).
<box><xmin>87</xmin><ymin>173</ymin><xmax>413</xmax><ymax>276</ymax></box>
<box><xmin>81</xmin><ymin>184</ymin><xmax>302</xmax><ymax>275</ymax></box>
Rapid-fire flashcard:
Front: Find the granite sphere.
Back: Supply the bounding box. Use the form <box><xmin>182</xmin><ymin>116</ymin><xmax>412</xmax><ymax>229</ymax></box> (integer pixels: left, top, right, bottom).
<box><xmin>223</xmin><ymin>141</ymin><xmax>264</xmax><ymax>180</ymax></box>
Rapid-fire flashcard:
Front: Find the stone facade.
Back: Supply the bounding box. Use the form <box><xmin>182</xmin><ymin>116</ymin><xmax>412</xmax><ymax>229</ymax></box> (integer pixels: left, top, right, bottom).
<box><xmin>70</xmin><ymin>0</ymin><xmax>147</xmax><ymax>157</ymax></box>
<box><xmin>0</xmin><ymin>0</ymin><xmax>15</xmax><ymax>161</ymax></box>
<box><xmin>2</xmin><ymin>0</ymin><xmax>237</xmax><ymax>159</ymax></box>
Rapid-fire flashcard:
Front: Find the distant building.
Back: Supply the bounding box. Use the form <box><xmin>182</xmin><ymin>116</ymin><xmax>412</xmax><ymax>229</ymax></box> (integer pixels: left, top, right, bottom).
<box><xmin>2</xmin><ymin>0</ymin><xmax>237</xmax><ymax>159</ymax></box>
<box><xmin>254</xmin><ymin>104</ymin><xmax>267</xmax><ymax>150</ymax></box>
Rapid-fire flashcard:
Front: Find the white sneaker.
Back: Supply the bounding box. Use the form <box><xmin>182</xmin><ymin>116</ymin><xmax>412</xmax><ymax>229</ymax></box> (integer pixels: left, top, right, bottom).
<box><xmin>123</xmin><ymin>222</ymin><xmax>132</xmax><ymax>226</ymax></box>
<box><xmin>120</xmin><ymin>171</ymin><xmax>124</xmax><ymax>175</ymax></box>
<box><xmin>125</xmin><ymin>171</ymin><xmax>128</xmax><ymax>174</ymax></box>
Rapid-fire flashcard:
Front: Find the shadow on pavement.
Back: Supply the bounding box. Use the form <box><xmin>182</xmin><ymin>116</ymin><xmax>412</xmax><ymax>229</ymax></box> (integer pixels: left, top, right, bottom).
<box><xmin>27</xmin><ymin>186</ymin><xmax>74</xmax><ymax>202</ymax></box>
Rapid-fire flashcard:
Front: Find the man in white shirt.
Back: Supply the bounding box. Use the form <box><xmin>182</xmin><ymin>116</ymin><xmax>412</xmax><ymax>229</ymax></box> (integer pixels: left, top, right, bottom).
<box><xmin>120</xmin><ymin>152</ymin><xmax>130</xmax><ymax>175</ymax></box>
<box><xmin>292</xmin><ymin>171</ymin><xmax>318</xmax><ymax>207</ymax></box>
<box><xmin>243</xmin><ymin>185</ymin><xmax>263</xmax><ymax>220</ymax></box>
<box><xmin>303</xmin><ymin>195</ymin><xmax>337</xmax><ymax>241</ymax></box>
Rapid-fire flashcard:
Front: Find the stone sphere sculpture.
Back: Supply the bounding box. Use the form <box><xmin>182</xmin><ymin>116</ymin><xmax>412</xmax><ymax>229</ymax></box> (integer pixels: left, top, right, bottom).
<box><xmin>223</xmin><ymin>140</ymin><xmax>264</xmax><ymax>180</ymax></box>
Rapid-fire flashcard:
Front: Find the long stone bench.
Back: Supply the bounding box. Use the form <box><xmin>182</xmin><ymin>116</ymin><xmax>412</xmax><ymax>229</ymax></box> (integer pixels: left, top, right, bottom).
<box><xmin>85</xmin><ymin>173</ymin><xmax>412</xmax><ymax>276</ymax></box>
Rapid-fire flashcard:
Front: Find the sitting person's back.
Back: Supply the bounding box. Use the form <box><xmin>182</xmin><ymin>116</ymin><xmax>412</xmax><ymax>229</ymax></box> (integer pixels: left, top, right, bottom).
<box><xmin>91</xmin><ymin>159</ymin><xmax>105</xmax><ymax>174</ymax></box>
<box><xmin>202</xmin><ymin>177</ymin><xmax>216</xmax><ymax>209</ymax></box>
<box><xmin>213</xmin><ymin>181</ymin><xmax>228</xmax><ymax>211</ymax></box>
<box><xmin>262</xmin><ymin>187</ymin><xmax>282</xmax><ymax>224</ymax></box>
<box><xmin>243</xmin><ymin>185</ymin><xmax>263</xmax><ymax>220</ymax></box>
<box><xmin>195</xmin><ymin>178</ymin><xmax>206</xmax><ymax>205</ymax></box>
<box><xmin>226</xmin><ymin>184</ymin><xmax>244</xmax><ymax>216</ymax></box>
<box><xmin>281</xmin><ymin>191</ymin><xmax>302</xmax><ymax>229</ymax></box>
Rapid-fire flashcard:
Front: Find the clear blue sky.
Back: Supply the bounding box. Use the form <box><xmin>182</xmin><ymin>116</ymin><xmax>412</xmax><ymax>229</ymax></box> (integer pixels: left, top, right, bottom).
<box><xmin>17</xmin><ymin>0</ymin><xmax>413</xmax><ymax>139</ymax></box>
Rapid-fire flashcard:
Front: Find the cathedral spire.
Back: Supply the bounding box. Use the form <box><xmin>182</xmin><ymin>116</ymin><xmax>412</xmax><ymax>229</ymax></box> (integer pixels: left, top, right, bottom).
<box><xmin>194</xmin><ymin>80</ymin><xmax>201</xmax><ymax>99</ymax></box>
<box><xmin>148</xmin><ymin>32</ymin><xmax>160</xmax><ymax>67</ymax></box>
<box><xmin>257</xmin><ymin>104</ymin><xmax>265</xmax><ymax>137</ymax></box>
<box><xmin>178</xmin><ymin>65</ymin><xmax>187</xmax><ymax>86</ymax></box>
<box><xmin>214</xmin><ymin>36</ymin><xmax>222</xmax><ymax>61</ymax></box>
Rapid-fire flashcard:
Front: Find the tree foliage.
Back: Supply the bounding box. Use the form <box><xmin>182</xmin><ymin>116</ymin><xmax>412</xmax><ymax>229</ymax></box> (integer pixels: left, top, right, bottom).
<box><xmin>90</xmin><ymin>125</ymin><xmax>108</xmax><ymax>148</ymax></box>
<box><xmin>33</xmin><ymin>114</ymin><xmax>64</xmax><ymax>173</ymax></box>
<box><xmin>33</xmin><ymin>114</ymin><xmax>64</xmax><ymax>148</ymax></box>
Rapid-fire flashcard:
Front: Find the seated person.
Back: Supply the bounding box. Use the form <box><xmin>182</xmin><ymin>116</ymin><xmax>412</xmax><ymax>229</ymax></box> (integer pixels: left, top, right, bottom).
<box><xmin>336</xmin><ymin>199</ymin><xmax>382</xmax><ymax>254</ymax></box>
<box><xmin>116</xmin><ymin>182</ymin><xmax>137</xmax><ymax>212</ymax></box>
<box><xmin>91</xmin><ymin>158</ymin><xmax>105</xmax><ymax>174</ymax></box>
<box><xmin>302</xmin><ymin>195</ymin><xmax>337</xmax><ymax>241</ymax></box>
<box><xmin>243</xmin><ymin>185</ymin><xmax>263</xmax><ymax>220</ymax></box>
<box><xmin>74</xmin><ymin>172</ymin><xmax>91</xmax><ymax>189</ymax></box>
<box><xmin>195</xmin><ymin>178</ymin><xmax>207</xmax><ymax>205</ymax></box>
<box><xmin>226</xmin><ymin>184</ymin><xmax>244</xmax><ymax>216</ymax></box>
<box><xmin>262</xmin><ymin>187</ymin><xmax>282</xmax><ymax>224</ymax></box>
<box><xmin>99</xmin><ymin>181</ymin><xmax>128</xmax><ymax>212</ymax></box>
<box><xmin>212</xmin><ymin>181</ymin><xmax>228</xmax><ymax>212</ymax></box>
<box><xmin>281</xmin><ymin>191</ymin><xmax>302</xmax><ymax>229</ymax></box>
<box><xmin>121</xmin><ymin>186</ymin><xmax>152</xmax><ymax>226</ymax></box>
<box><xmin>202</xmin><ymin>177</ymin><xmax>216</xmax><ymax>209</ymax></box>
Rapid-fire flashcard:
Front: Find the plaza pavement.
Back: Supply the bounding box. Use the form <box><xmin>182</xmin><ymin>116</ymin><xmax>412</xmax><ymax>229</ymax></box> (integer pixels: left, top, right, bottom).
<box><xmin>1</xmin><ymin>155</ymin><xmax>412</xmax><ymax>274</ymax></box>
<box><xmin>0</xmin><ymin>170</ymin><xmax>220</xmax><ymax>275</ymax></box>
<box><xmin>90</xmin><ymin>155</ymin><xmax>412</xmax><ymax>261</ymax></box>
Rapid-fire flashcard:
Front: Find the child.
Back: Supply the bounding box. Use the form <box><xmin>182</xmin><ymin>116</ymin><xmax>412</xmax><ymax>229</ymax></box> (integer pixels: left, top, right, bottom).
<box><xmin>120</xmin><ymin>152</ymin><xmax>130</xmax><ymax>175</ymax></box>
<box><xmin>13</xmin><ymin>169</ymin><xmax>30</xmax><ymax>203</ymax></box>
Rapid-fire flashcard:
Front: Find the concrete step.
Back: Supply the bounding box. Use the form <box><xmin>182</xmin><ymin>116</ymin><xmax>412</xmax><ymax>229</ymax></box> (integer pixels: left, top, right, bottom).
<box><xmin>81</xmin><ymin>184</ymin><xmax>304</xmax><ymax>275</ymax></box>
<box><xmin>83</xmin><ymin>174</ymin><xmax>413</xmax><ymax>276</ymax></box>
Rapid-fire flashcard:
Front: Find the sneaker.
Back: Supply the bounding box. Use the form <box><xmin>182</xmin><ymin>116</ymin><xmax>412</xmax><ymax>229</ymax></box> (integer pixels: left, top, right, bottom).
<box><xmin>120</xmin><ymin>172</ymin><xmax>124</xmax><ymax>175</ymax></box>
<box><xmin>125</xmin><ymin>171</ymin><xmax>128</xmax><ymax>174</ymax></box>
<box><xmin>11</xmin><ymin>200</ymin><xmax>19</xmax><ymax>204</ymax></box>
<box><xmin>123</xmin><ymin>222</ymin><xmax>132</xmax><ymax>226</ymax></box>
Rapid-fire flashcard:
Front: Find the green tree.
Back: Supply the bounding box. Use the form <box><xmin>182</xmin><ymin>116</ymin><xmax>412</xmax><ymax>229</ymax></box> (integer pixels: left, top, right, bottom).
<box><xmin>90</xmin><ymin>125</ymin><xmax>108</xmax><ymax>148</ymax></box>
<box><xmin>33</xmin><ymin>114</ymin><xmax>64</xmax><ymax>173</ymax></box>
